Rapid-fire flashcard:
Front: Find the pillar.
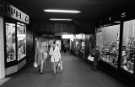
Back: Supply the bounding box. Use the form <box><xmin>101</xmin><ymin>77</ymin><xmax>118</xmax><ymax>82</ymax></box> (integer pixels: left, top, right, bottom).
<box><xmin>0</xmin><ymin>17</ymin><xmax>5</xmax><ymax>79</ymax></box>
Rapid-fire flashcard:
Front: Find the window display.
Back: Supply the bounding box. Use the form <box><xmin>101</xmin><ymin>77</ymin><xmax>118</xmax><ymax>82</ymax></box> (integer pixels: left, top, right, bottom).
<box><xmin>17</xmin><ymin>22</ymin><xmax>26</xmax><ymax>61</ymax></box>
<box><xmin>121</xmin><ymin>20</ymin><xmax>135</xmax><ymax>74</ymax></box>
<box><xmin>5</xmin><ymin>23</ymin><xmax>16</xmax><ymax>62</ymax></box>
<box><xmin>99</xmin><ymin>24</ymin><xmax>120</xmax><ymax>68</ymax></box>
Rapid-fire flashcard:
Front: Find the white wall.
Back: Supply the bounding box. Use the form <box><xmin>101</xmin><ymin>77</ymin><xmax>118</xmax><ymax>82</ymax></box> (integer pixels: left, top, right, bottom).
<box><xmin>0</xmin><ymin>17</ymin><xmax>5</xmax><ymax>79</ymax></box>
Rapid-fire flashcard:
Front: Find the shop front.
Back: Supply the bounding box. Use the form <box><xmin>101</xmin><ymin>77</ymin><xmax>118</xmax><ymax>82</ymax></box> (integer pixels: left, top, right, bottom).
<box><xmin>70</xmin><ymin>34</ymin><xmax>92</xmax><ymax>59</ymax></box>
<box><xmin>96</xmin><ymin>17</ymin><xmax>135</xmax><ymax>79</ymax></box>
<box><xmin>120</xmin><ymin>19</ymin><xmax>135</xmax><ymax>75</ymax></box>
<box><xmin>0</xmin><ymin>2</ymin><xmax>30</xmax><ymax>76</ymax></box>
<box><xmin>97</xmin><ymin>24</ymin><xmax>120</xmax><ymax>68</ymax></box>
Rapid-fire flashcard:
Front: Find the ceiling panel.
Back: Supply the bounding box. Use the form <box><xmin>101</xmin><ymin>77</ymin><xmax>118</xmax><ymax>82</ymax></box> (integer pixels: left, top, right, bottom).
<box><xmin>5</xmin><ymin>0</ymin><xmax>130</xmax><ymax>34</ymax></box>
<box><xmin>5</xmin><ymin>0</ymin><xmax>128</xmax><ymax>20</ymax></box>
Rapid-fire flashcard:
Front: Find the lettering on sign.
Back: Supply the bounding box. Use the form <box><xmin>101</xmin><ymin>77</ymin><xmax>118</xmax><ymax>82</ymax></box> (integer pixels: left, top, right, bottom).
<box><xmin>6</xmin><ymin>4</ymin><xmax>30</xmax><ymax>24</ymax></box>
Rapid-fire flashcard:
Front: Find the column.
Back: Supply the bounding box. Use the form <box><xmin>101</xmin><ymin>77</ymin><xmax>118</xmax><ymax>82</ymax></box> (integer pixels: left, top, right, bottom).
<box><xmin>0</xmin><ymin>17</ymin><xmax>5</xmax><ymax>79</ymax></box>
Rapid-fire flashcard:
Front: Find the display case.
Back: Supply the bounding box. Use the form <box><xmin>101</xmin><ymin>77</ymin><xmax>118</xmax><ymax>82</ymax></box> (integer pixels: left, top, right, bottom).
<box><xmin>121</xmin><ymin>20</ymin><xmax>135</xmax><ymax>74</ymax></box>
<box><xmin>5</xmin><ymin>22</ymin><xmax>17</xmax><ymax>67</ymax></box>
<box><xmin>99</xmin><ymin>24</ymin><xmax>120</xmax><ymax>68</ymax></box>
<box><xmin>17</xmin><ymin>22</ymin><xmax>26</xmax><ymax>61</ymax></box>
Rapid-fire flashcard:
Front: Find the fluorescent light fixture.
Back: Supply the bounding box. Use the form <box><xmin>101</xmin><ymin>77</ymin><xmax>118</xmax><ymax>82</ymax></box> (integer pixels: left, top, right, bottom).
<box><xmin>49</xmin><ymin>18</ymin><xmax>72</xmax><ymax>21</ymax></box>
<box><xmin>62</xmin><ymin>34</ymin><xmax>75</xmax><ymax>40</ymax></box>
<box><xmin>44</xmin><ymin>9</ymin><xmax>80</xmax><ymax>14</ymax></box>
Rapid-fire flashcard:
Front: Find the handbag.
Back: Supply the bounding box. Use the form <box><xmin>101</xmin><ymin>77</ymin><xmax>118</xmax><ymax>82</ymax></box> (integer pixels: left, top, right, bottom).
<box><xmin>33</xmin><ymin>62</ymin><xmax>38</xmax><ymax>68</ymax></box>
<box><xmin>57</xmin><ymin>59</ymin><xmax>63</xmax><ymax>71</ymax></box>
<box><xmin>88</xmin><ymin>55</ymin><xmax>94</xmax><ymax>61</ymax></box>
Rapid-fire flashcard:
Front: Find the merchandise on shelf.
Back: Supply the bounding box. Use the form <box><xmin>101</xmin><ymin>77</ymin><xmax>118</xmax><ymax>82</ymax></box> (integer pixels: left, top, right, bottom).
<box><xmin>121</xmin><ymin>20</ymin><xmax>135</xmax><ymax>74</ymax></box>
<box><xmin>98</xmin><ymin>24</ymin><xmax>120</xmax><ymax>68</ymax></box>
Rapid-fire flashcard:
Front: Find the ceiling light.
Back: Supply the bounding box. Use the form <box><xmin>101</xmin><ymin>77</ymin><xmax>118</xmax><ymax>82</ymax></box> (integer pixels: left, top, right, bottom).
<box><xmin>44</xmin><ymin>9</ymin><xmax>80</xmax><ymax>14</ymax></box>
<box><xmin>49</xmin><ymin>18</ymin><xmax>72</xmax><ymax>21</ymax></box>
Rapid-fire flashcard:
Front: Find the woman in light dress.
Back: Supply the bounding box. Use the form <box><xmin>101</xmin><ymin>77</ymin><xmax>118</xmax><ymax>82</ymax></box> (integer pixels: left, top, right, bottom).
<box><xmin>49</xmin><ymin>41</ymin><xmax>62</xmax><ymax>74</ymax></box>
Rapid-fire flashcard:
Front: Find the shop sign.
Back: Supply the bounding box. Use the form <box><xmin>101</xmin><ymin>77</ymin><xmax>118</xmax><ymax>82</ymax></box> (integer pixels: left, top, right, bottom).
<box><xmin>6</xmin><ymin>4</ymin><xmax>29</xmax><ymax>24</ymax></box>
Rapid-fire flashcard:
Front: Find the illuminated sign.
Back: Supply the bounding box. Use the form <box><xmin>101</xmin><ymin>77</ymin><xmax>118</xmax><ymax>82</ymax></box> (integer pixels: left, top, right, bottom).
<box><xmin>6</xmin><ymin>4</ymin><xmax>29</xmax><ymax>24</ymax></box>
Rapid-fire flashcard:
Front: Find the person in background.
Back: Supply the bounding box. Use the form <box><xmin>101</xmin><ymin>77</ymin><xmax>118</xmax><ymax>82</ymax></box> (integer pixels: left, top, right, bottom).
<box><xmin>50</xmin><ymin>41</ymin><xmax>62</xmax><ymax>74</ymax></box>
<box><xmin>40</xmin><ymin>41</ymin><xmax>48</xmax><ymax>73</ymax></box>
<box><xmin>34</xmin><ymin>38</ymin><xmax>40</xmax><ymax>70</ymax></box>
<box><xmin>55</xmin><ymin>40</ymin><xmax>63</xmax><ymax>72</ymax></box>
<box><xmin>49</xmin><ymin>41</ymin><xmax>55</xmax><ymax>73</ymax></box>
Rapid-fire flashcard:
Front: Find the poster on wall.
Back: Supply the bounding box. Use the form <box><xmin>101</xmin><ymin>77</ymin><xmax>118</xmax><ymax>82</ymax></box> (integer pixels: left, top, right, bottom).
<box><xmin>6</xmin><ymin>23</ymin><xmax>16</xmax><ymax>62</ymax></box>
<box><xmin>17</xmin><ymin>22</ymin><xmax>26</xmax><ymax>61</ymax></box>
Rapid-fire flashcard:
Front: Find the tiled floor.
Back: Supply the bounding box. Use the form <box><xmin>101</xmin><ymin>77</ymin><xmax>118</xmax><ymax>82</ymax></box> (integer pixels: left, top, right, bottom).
<box><xmin>0</xmin><ymin>53</ymin><xmax>130</xmax><ymax>87</ymax></box>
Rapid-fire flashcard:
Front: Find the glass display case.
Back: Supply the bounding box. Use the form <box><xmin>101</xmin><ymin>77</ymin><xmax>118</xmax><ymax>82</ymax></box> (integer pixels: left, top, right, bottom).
<box><xmin>121</xmin><ymin>20</ymin><xmax>135</xmax><ymax>74</ymax></box>
<box><xmin>5</xmin><ymin>22</ymin><xmax>16</xmax><ymax>62</ymax></box>
<box><xmin>17</xmin><ymin>22</ymin><xmax>26</xmax><ymax>61</ymax></box>
<box><xmin>99</xmin><ymin>24</ymin><xmax>120</xmax><ymax>68</ymax></box>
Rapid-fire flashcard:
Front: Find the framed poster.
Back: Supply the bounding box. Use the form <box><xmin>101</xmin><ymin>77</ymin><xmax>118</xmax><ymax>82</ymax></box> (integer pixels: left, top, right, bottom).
<box><xmin>17</xmin><ymin>22</ymin><xmax>26</xmax><ymax>61</ymax></box>
<box><xmin>5</xmin><ymin>23</ymin><xmax>16</xmax><ymax>62</ymax></box>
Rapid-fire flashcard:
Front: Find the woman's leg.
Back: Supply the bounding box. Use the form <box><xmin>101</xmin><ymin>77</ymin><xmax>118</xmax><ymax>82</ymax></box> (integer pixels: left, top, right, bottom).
<box><xmin>51</xmin><ymin>62</ymin><xmax>56</xmax><ymax>74</ymax></box>
<box><xmin>54</xmin><ymin>62</ymin><xmax>56</xmax><ymax>74</ymax></box>
<box><xmin>40</xmin><ymin>60</ymin><xmax>44</xmax><ymax>73</ymax></box>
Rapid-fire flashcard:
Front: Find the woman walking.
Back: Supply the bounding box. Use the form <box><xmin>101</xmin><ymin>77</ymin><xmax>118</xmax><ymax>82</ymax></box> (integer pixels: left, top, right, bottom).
<box><xmin>39</xmin><ymin>41</ymin><xmax>48</xmax><ymax>73</ymax></box>
<box><xmin>34</xmin><ymin>39</ymin><xmax>48</xmax><ymax>74</ymax></box>
<box><xmin>49</xmin><ymin>41</ymin><xmax>62</xmax><ymax>74</ymax></box>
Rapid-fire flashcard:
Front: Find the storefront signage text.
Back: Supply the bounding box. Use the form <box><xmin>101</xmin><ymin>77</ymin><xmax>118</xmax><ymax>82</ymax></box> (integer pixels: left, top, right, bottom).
<box><xmin>6</xmin><ymin>4</ymin><xmax>29</xmax><ymax>24</ymax></box>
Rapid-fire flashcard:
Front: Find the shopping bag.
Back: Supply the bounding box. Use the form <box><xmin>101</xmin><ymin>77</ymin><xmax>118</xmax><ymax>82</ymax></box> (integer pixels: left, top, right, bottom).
<box><xmin>33</xmin><ymin>62</ymin><xmax>38</xmax><ymax>68</ymax></box>
<box><xmin>88</xmin><ymin>55</ymin><xmax>94</xmax><ymax>62</ymax></box>
<box><xmin>57</xmin><ymin>60</ymin><xmax>63</xmax><ymax>71</ymax></box>
<box><xmin>60</xmin><ymin>61</ymin><xmax>63</xmax><ymax>71</ymax></box>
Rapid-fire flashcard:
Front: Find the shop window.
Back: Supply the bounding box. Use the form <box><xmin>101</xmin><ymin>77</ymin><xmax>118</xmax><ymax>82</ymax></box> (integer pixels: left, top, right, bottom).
<box><xmin>121</xmin><ymin>20</ymin><xmax>135</xmax><ymax>74</ymax></box>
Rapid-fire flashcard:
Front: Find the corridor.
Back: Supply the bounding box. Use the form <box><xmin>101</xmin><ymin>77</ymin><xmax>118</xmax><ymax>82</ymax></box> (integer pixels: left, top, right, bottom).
<box><xmin>0</xmin><ymin>53</ymin><xmax>129</xmax><ymax>87</ymax></box>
